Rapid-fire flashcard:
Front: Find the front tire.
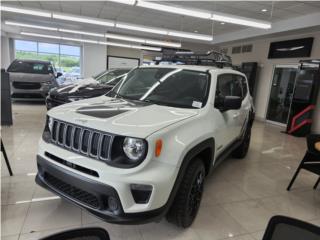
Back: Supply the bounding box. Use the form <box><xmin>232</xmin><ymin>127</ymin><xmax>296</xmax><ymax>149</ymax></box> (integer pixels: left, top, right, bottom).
<box><xmin>166</xmin><ymin>158</ymin><xmax>205</xmax><ymax>228</ymax></box>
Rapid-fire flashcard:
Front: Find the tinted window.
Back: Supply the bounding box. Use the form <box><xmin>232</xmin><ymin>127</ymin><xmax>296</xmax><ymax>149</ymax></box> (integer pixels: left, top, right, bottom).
<box><xmin>216</xmin><ymin>74</ymin><xmax>242</xmax><ymax>97</ymax></box>
<box><xmin>7</xmin><ymin>61</ymin><xmax>51</xmax><ymax>74</ymax></box>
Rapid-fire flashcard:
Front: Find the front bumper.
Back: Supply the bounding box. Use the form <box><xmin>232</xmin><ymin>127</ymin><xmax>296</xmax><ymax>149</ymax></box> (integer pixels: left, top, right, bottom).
<box><xmin>36</xmin><ymin>154</ymin><xmax>171</xmax><ymax>224</ymax></box>
<box><xmin>11</xmin><ymin>83</ymin><xmax>51</xmax><ymax>99</ymax></box>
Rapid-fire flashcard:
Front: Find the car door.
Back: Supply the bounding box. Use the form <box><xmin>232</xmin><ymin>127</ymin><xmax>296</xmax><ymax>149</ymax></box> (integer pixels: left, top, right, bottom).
<box><xmin>214</xmin><ymin>73</ymin><xmax>242</xmax><ymax>152</ymax></box>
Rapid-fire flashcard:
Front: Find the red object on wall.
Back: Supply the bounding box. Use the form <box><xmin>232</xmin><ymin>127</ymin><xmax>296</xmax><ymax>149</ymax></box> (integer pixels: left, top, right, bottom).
<box><xmin>288</xmin><ymin>104</ymin><xmax>315</xmax><ymax>134</ymax></box>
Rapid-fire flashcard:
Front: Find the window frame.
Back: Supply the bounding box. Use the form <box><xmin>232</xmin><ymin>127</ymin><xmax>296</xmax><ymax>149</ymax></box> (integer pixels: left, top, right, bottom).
<box><xmin>13</xmin><ymin>39</ymin><xmax>82</xmax><ymax>76</ymax></box>
<box><xmin>216</xmin><ymin>73</ymin><xmax>243</xmax><ymax>99</ymax></box>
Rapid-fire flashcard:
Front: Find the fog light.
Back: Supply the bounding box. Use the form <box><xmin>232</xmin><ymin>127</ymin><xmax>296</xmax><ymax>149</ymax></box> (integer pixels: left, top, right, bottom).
<box><xmin>108</xmin><ymin>196</ymin><xmax>118</xmax><ymax>211</ymax></box>
<box><xmin>130</xmin><ymin>184</ymin><xmax>153</xmax><ymax>204</ymax></box>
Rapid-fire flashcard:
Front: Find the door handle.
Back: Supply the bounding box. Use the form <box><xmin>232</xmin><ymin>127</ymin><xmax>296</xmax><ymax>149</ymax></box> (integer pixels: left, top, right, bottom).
<box><xmin>233</xmin><ymin>113</ymin><xmax>240</xmax><ymax>118</ymax></box>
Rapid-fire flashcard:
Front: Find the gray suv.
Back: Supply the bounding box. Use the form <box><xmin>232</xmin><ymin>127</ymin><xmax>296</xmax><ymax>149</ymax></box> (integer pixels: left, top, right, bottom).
<box><xmin>7</xmin><ymin>59</ymin><xmax>61</xmax><ymax>99</ymax></box>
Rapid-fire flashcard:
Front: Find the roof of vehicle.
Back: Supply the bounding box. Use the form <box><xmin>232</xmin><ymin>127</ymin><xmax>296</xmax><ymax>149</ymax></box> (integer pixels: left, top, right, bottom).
<box><xmin>13</xmin><ymin>59</ymin><xmax>51</xmax><ymax>64</ymax></box>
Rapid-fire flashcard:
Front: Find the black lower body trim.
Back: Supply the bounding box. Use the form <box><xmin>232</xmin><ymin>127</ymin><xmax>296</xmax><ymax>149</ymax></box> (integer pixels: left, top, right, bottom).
<box><xmin>36</xmin><ymin>155</ymin><xmax>165</xmax><ymax>224</ymax></box>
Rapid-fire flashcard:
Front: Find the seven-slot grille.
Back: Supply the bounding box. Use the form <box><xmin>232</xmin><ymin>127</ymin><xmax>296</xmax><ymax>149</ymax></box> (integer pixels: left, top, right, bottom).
<box><xmin>50</xmin><ymin>119</ymin><xmax>112</xmax><ymax>160</ymax></box>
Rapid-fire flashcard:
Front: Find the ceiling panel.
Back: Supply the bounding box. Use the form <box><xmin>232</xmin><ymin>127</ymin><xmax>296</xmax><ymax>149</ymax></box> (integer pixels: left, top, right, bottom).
<box><xmin>1</xmin><ymin>1</ymin><xmax>320</xmax><ymax>45</ymax></box>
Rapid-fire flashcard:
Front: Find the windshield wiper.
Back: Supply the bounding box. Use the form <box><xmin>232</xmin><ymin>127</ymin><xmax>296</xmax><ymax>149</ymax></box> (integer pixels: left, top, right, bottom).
<box><xmin>143</xmin><ymin>99</ymin><xmax>192</xmax><ymax>108</ymax></box>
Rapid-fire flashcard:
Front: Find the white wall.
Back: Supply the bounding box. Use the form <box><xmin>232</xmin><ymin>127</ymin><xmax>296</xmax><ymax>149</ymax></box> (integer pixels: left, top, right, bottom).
<box><xmin>1</xmin><ymin>35</ymin><xmax>11</xmax><ymax>69</ymax></box>
<box><xmin>82</xmin><ymin>43</ymin><xmax>107</xmax><ymax>78</ymax></box>
<box><xmin>107</xmin><ymin>46</ymin><xmax>142</xmax><ymax>66</ymax></box>
<box><xmin>216</xmin><ymin>31</ymin><xmax>320</xmax><ymax>128</ymax></box>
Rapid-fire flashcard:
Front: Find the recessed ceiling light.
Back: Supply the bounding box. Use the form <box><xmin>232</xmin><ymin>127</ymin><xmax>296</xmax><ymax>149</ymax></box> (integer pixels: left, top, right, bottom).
<box><xmin>261</xmin><ymin>9</ymin><xmax>268</xmax><ymax>12</ymax></box>
<box><xmin>194</xmin><ymin>30</ymin><xmax>198</xmax><ymax>33</ymax></box>
<box><xmin>220</xmin><ymin>22</ymin><xmax>225</xmax><ymax>25</ymax></box>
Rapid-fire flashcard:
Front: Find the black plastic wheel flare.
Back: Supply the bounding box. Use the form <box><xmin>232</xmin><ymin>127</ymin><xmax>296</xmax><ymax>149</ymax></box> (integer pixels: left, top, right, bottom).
<box><xmin>188</xmin><ymin>171</ymin><xmax>204</xmax><ymax>218</ymax></box>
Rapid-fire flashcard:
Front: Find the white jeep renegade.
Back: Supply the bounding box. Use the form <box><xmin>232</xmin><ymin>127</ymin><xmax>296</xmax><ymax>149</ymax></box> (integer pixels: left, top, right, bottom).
<box><xmin>37</xmin><ymin>64</ymin><xmax>254</xmax><ymax>227</ymax></box>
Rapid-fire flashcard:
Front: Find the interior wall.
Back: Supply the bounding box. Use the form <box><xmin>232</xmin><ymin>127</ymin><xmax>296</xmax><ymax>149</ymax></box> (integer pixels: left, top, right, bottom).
<box><xmin>216</xmin><ymin>31</ymin><xmax>320</xmax><ymax>123</ymax></box>
<box><xmin>1</xmin><ymin>35</ymin><xmax>11</xmax><ymax>69</ymax></box>
<box><xmin>82</xmin><ymin>43</ymin><xmax>107</xmax><ymax>78</ymax></box>
<box><xmin>107</xmin><ymin>46</ymin><xmax>142</xmax><ymax>67</ymax></box>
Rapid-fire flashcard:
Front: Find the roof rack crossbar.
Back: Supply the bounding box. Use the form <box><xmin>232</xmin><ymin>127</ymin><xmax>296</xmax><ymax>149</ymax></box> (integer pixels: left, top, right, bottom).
<box><xmin>156</xmin><ymin>50</ymin><xmax>233</xmax><ymax>68</ymax></box>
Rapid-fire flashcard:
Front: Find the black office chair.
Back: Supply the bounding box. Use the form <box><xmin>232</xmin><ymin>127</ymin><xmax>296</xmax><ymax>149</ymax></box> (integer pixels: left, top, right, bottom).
<box><xmin>287</xmin><ymin>134</ymin><xmax>320</xmax><ymax>191</ymax></box>
<box><xmin>39</xmin><ymin>227</ymin><xmax>109</xmax><ymax>240</ymax></box>
<box><xmin>262</xmin><ymin>215</ymin><xmax>320</xmax><ymax>240</ymax></box>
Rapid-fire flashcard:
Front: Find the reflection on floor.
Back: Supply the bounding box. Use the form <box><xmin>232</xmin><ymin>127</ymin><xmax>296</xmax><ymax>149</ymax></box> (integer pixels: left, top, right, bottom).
<box><xmin>2</xmin><ymin>102</ymin><xmax>320</xmax><ymax>240</ymax></box>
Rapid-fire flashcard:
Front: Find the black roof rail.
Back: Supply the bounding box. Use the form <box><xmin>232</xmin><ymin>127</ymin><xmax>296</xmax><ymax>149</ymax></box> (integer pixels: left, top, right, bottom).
<box><xmin>155</xmin><ymin>50</ymin><xmax>233</xmax><ymax>68</ymax></box>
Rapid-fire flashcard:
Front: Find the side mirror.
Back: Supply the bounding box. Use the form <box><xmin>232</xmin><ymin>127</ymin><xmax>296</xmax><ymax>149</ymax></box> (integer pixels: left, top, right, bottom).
<box><xmin>215</xmin><ymin>96</ymin><xmax>242</xmax><ymax>111</ymax></box>
<box><xmin>39</xmin><ymin>227</ymin><xmax>110</xmax><ymax>240</ymax></box>
<box><xmin>262</xmin><ymin>215</ymin><xmax>320</xmax><ymax>240</ymax></box>
<box><xmin>56</xmin><ymin>72</ymin><xmax>63</xmax><ymax>78</ymax></box>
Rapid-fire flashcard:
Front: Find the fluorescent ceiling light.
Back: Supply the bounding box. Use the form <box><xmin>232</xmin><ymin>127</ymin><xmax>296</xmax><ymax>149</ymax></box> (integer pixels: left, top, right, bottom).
<box><xmin>106</xmin><ymin>33</ymin><xmax>145</xmax><ymax>43</ymax></box>
<box><xmin>116</xmin><ymin>23</ymin><xmax>168</xmax><ymax>35</ymax></box>
<box><xmin>211</xmin><ymin>13</ymin><xmax>271</xmax><ymax>29</ymax></box>
<box><xmin>5</xmin><ymin>21</ymin><xmax>58</xmax><ymax>31</ymax></box>
<box><xmin>53</xmin><ymin>13</ymin><xmax>115</xmax><ymax>27</ymax></box>
<box><xmin>3</xmin><ymin>5</ymin><xmax>213</xmax><ymax>41</ymax></box>
<box><xmin>9</xmin><ymin>20</ymin><xmax>180</xmax><ymax>47</ymax></box>
<box><xmin>106</xmin><ymin>33</ymin><xmax>181</xmax><ymax>48</ymax></box>
<box><xmin>59</xmin><ymin>29</ymin><xmax>105</xmax><ymax>37</ymax></box>
<box><xmin>61</xmin><ymin>37</ymin><xmax>98</xmax><ymax>44</ymax></box>
<box><xmin>168</xmin><ymin>31</ymin><xmax>213</xmax><ymax>41</ymax></box>
<box><xmin>21</xmin><ymin>32</ymin><xmax>60</xmax><ymax>39</ymax></box>
<box><xmin>99</xmin><ymin>41</ymin><xmax>161</xmax><ymax>52</ymax></box>
<box><xmin>0</xmin><ymin>5</ymin><xmax>51</xmax><ymax>17</ymax></box>
<box><xmin>137</xmin><ymin>1</ymin><xmax>211</xmax><ymax>19</ymax></box>
<box><xmin>21</xmin><ymin>32</ymin><xmax>161</xmax><ymax>51</ymax></box>
<box><xmin>131</xmin><ymin>45</ymin><xmax>161</xmax><ymax>51</ymax></box>
<box><xmin>114</xmin><ymin>0</ymin><xmax>272</xmax><ymax>29</ymax></box>
<box><xmin>108</xmin><ymin>0</ymin><xmax>136</xmax><ymax>5</ymax></box>
<box><xmin>145</xmin><ymin>39</ymin><xmax>181</xmax><ymax>48</ymax></box>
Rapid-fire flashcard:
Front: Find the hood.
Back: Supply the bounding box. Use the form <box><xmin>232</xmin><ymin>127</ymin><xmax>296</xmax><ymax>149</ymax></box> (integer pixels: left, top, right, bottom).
<box><xmin>50</xmin><ymin>78</ymin><xmax>113</xmax><ymax>99</ymax></box>
<box><xmin>48</xmin><ymin>96</ymin><xmax>199</xmax><ymax>138</ymax></box>
<box><xmin>9</xmin><ymin>72</ymin><xmax>54</xmax><ymax>82</ymax></box>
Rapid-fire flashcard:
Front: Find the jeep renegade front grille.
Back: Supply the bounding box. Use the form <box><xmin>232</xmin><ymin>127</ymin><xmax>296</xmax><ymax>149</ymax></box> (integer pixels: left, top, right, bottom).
<box><xmin>50</xmin><ymin>119</ymin><xmax>112</xmax><ymax>161</ymax></box>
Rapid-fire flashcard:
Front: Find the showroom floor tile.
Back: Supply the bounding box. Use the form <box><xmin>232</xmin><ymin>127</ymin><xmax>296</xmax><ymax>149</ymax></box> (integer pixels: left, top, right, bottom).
<box><xmin>1</xmin><ymin>102</ymin><xmax>319</xmax><ymax>240</ymax></box>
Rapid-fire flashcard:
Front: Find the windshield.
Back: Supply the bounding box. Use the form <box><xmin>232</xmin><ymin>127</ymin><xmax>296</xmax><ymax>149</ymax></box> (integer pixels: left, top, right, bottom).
<box><xmin>107</xmin><ymin>68</ymin><xmax>210</xmax><ymax>109</ymax></box>
<box><xmin>7</xmin><ymin>60</ymin><xmax>53</xmax><ymax>74</ymax></box>
<box><xmin>95</xmin><ymin>69</ymin><xmax>130</xmax><ymax>85</ymax></box>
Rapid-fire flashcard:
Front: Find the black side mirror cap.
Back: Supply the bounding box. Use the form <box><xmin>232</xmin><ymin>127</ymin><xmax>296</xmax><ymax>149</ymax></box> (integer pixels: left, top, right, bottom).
<box><xmin>215</xmin><ymin>96</ymin><xmax>242</xmax><ymax>111</ymax></box>
<box><xmin>56</xmin><ymin>72</ymin><xmax>63</xmax><ymax>78</ymax></box>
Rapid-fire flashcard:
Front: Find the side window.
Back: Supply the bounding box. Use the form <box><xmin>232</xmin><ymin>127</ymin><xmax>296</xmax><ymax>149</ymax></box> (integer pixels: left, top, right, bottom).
<box><xmin>216</xmin><ymin>74</ymin><xmax>242</xmax><ymax>98</ymax></box>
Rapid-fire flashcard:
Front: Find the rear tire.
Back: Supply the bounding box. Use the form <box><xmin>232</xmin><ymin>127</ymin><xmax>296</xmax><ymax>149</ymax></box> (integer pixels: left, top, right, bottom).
<box><xmin>232</xmin><ymin>127</ymin><xmax>251</xmax><ymax>158</ymax></box>
<box><xmin>166</xmin><ymin>158</ymin><xmax>205</xmax><ymax>228</ymax></box>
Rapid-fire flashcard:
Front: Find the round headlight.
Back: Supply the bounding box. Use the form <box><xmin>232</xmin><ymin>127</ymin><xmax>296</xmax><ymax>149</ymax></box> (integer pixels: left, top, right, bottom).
<box><xmin>123</xmin><ymin>137</ymin><xmax>147</xmax><ymax>162</ymax></box>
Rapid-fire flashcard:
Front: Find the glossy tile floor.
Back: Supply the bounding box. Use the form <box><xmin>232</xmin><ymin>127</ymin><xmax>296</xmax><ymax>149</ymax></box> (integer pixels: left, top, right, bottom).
<box><xmin>2</xmin><ymin>102</ymin><xmax>320</xmax><ymax>240</ymax></box>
